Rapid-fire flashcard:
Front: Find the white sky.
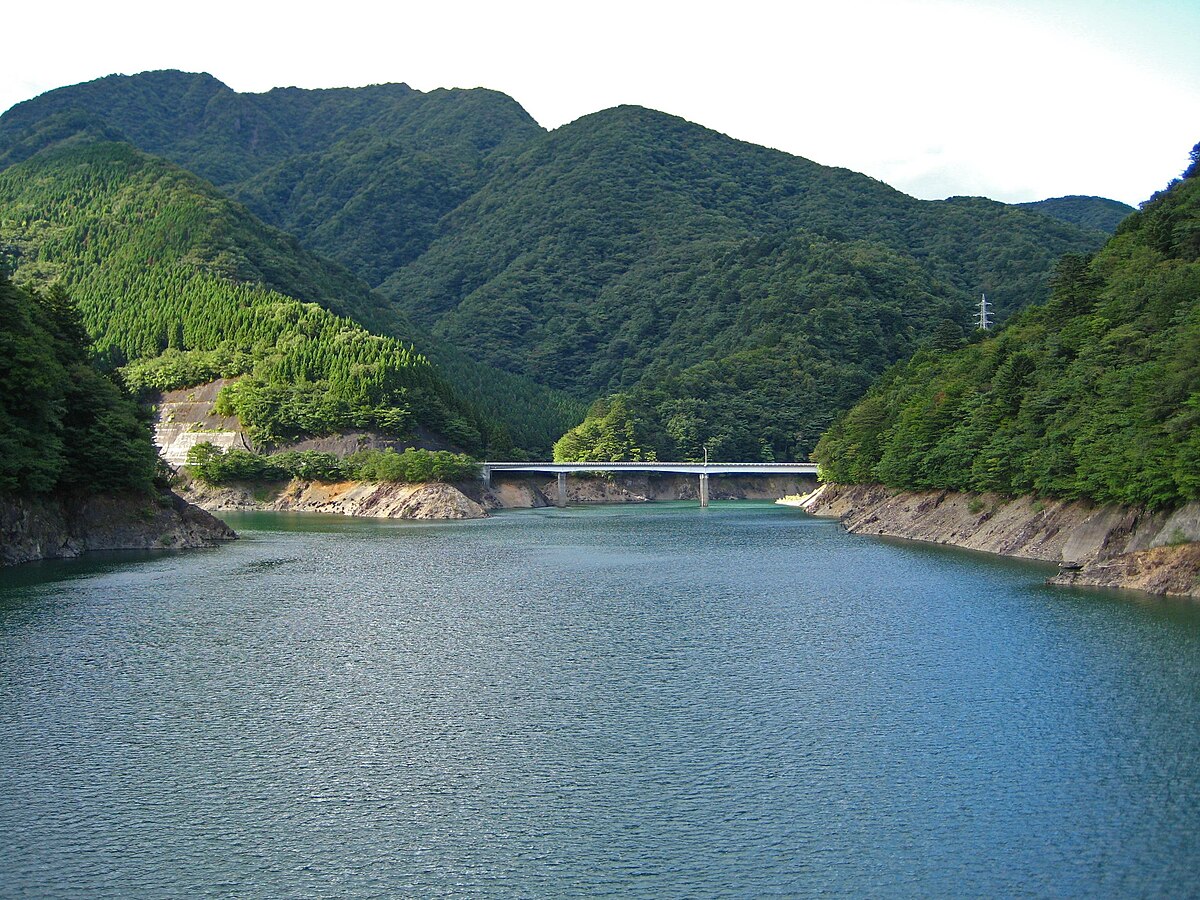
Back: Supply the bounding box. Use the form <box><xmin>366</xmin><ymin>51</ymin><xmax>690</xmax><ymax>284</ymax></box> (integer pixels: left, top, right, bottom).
<box><xmin>3</xmin><ymin>0</ymin><xmax>1197</xmax><ymax>206</ymax></box>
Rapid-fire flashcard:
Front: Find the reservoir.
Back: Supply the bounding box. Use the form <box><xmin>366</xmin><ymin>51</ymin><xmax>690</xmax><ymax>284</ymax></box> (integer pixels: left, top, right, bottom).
<box><xmin>1</xmin><ymin>502</ymin><xmax>1198</xmax><ymax>897</ymax></box>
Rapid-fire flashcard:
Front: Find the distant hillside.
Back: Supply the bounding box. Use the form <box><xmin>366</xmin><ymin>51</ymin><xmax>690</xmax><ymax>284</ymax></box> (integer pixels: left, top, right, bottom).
<box><xmin>1</xmin><ymin>71</ymin><xmax>1114</xmax><ymax>461</ymax></box>
<box><xmin>384</xmin><ymin>106</ymin><xmax>1107</xmax><ymax>400</ymax></box>
<box><xmin>815</xmin><ymin>147</ymin><xmax>1200</xmax><ymax>509</ymax></box>
<box><xmin>551</xmin><ymin>230</ymin><xmax>967</xmax><ymax>462</ymax></box>
<box><xmin>1017</xmin><ymin>195</ymin><xmax>1135</xmax><ymax>233</ymax></box>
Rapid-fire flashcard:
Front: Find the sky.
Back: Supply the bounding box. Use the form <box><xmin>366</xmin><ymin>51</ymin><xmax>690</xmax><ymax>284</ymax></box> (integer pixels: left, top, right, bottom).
<box><xmin>2</xmin><ymin>0</ymin><xmax>1197</xmax><ymax>206</ymax></box>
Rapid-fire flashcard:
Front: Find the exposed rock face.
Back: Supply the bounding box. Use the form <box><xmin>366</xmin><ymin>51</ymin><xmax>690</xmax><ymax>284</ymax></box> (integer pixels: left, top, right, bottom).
<box><xmin>180</xmin><ymin>479</ymin><xmax>487</xmax><ymax>520</ymax></box>
<box><xmin>1049</xmin><ymin>543</ymin><xmax>1200</xmax><ymax>597</ymax></box>
<box><xmin>796</xmin><ymin>483</ymin><xmax>1200</xmax><ymax>599</ymax></box>
<box><xmin>1</xmin><ymin>490</ymin><xmax>237</xmax><ymax>567</ymax></box>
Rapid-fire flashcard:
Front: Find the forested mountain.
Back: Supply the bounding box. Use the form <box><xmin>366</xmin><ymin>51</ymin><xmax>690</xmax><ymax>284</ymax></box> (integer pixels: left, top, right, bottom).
<box><xmin>1</xmin><ymin>71</ymin><xmax>1121</xmax><ymax>462</ymax></box>
<box><xmin>0</xmin><ymin>142</ymin><xmax>581</xmax><ymax>452</ymax></box>
<box><xmin>0</xmin><ymin>274</ymin><xmax>156</xmax><ymax>494</ymax></box>
<box><xmin>815</xmin><ymin>147</ymin><xmax>1200</xmax><ymax>508</ymax></box>
<box><xmin>0</xmin><ymin>70</ymin><xmax>542</xmax><ymax>286</ymax></box>
<box><xmin>384</xmin><ymin>105</ymin><xmax>1108</xmax><ymax>396</ymax></box>
<box><xmin>1017</xmin><ymin>195</ymin><xmax>1135</xmax><ymax>233</ymax></box>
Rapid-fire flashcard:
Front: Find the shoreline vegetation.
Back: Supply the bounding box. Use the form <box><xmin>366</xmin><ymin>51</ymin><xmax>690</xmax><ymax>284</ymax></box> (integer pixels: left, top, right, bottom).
<box><xmin>184</xmin><ymin>443</ymin><xmax>480</xmax><ymax>486</ymax></box>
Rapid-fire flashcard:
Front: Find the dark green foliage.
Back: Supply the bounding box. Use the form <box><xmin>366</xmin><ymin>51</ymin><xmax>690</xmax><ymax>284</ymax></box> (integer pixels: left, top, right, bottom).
<box><xmin>383</xmin><ymin>105</ymin><xmax>1108</xmax><ymax>400</ymax></box>
<box><xmin>1017</xmin><ymin>195</ymin><xmax>1136</xmax><ymax>234</ymax></box>
<box><xmin>554</xmin><ymin>231</ymin><xmax>967</xmax><ymax>462</ymax></box>
<box><xmin>186</xmin><ymin>442</ymin><xmax>479</xmax><ymax>485</ymax></box>
<box><xmin>815</xmin><ymin>163</ymin><xmax>1200</xmax><ymax>509</ymax></box>
<box><xmin>0</xmin><ymin>276</ymin><xmax>156</xmax><ymax>494</ymax></box>
<box><xmin>0</xmin><ymin>70</ymin><xmax>542</xmax><ymax>279</ymax></box>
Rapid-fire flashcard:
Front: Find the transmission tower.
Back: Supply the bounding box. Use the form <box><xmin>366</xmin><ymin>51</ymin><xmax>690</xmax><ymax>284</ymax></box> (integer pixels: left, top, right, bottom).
<box><xmin>976</xmin><ymin>293</ymin><xmax>992</xmax><ymax>331</ymax></box>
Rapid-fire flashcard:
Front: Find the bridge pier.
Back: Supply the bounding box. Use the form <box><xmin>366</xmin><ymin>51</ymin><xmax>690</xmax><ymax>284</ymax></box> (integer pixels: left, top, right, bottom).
<box><xmin>556</xmin><ymin>472</ymin><xmax>568</xmax><ymax>507</ymax></box>
<box><xmin>699</xmin><ymin>473</ymin><xmax>709</xmax><ymax>508</ymax></box>
<box><xmin>481</xmin><ymin>465</ymin><xmax>491</xmax><ymax>489</ymax></box>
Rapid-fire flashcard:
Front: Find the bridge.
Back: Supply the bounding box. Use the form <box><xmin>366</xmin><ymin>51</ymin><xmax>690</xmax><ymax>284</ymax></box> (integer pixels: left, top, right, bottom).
<box><xmin>481</xmin><ymin>461</ymin><xmax>818</xmax><ymax>508</ymax></box>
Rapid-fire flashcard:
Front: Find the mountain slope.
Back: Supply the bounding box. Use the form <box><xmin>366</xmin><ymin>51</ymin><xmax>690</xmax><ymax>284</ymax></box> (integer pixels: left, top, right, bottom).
<box><xmin>0</xmin><ymin>70</ymin><xmax>544</xmax><ymax>285</ymax></box>
<box><xmin>551</xmin><ymin>229</ymin><xmax>968</xmax><ymax>462</ymax></box>
<box><xmin>382</xmin><ymin>105</ymin><xmax>1109</xmax><ymax>398</ymax></box>
<box><xmin>0</xmin><ymin>141</ymin><xmax>580</xmax><ymax>452</ymax></box>
<box><xmin>815</xmin><ymin>149</ymin><xmax>1200</xmax><ymax>508</ymax></box>
<box><xmin>0</xmin><ymin>274</ymin><xmax>156</xmax><ymax>494</ymax></box>
<box><xmin>1</xmin><ymin>72</ymin><xmax>1117</xmax><ymax>461</ymax></box>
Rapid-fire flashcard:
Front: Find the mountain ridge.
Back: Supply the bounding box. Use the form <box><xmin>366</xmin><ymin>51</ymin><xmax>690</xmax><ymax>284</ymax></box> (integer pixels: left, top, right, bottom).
<box><xmin>0</xmin><ymin>70</ymin><xmax>1123</xmax><ymax>461</ymax></box>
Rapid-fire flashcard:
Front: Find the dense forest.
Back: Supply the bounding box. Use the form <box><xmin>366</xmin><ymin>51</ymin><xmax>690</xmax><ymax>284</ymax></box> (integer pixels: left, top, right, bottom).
<box><xmin>553</xmin><ymin>230</ymin><xmax>968</xmax><ymax>462</ymax></box>
<box><xmin>0</xmin><ymin>71</ymin><xmax>542</xmax><ymax>282</ymax></box>
<box><xmin>383</xmin><ymin>105</ymin><xmax>1108</xmax><ymax>397</ymax></box>
<box><xmin>0</xmin><ymin>141</ymin><xmax>582</xmax><ymax>453</ymax></box>
<box><xmin>815</xmin><ymin>147</ymin><xmax>1200</xmax><ymax>509</ymax></box>
<box><xmin>186</xmin><ymin>444</ymin><xmax>478</xmax><ymax>485</ymax></box>
<box><xmin>1016</xmin><ymin>195</ymin><xmax>1135</xmax><ymax>233</ymax></box>
<box><xmin>0</xmin><ymin>71</ymin><xmax>1121</xmax><ymax>463</ymax></box>
<box><xmin>0</xmin><ymin>274</ymin><xmax>157</xmax><ymax>494</ymax></box>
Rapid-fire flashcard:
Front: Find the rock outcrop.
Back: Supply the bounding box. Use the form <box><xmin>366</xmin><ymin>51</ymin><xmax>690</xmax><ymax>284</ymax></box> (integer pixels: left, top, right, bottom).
<box><xmin>1</xmin><ymin>490</ymin><xmax>237</xmax><ymax>567</ymax></box>
<box><xmin>794</xmin><ymin>483</ymin><xmax>1200</xmax><ymax>599</ymax></box>
<box><xmin>181</xmin><ymin>478</ymin><xmax>487</xmax><ymax>520</ymax></box>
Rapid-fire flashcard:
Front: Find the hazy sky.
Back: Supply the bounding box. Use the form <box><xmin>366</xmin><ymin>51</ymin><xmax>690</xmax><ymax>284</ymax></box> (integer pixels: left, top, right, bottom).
<box><xmin>3</xmin><ymin>0</ymin><xmax>1197</xmax><ymax>205</ymax></box>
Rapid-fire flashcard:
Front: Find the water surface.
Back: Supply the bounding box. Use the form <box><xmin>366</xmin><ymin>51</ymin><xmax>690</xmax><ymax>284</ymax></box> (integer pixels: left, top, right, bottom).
<box><xmin>1</xmin><ymin>502</ymin><xmax>1197</xmax><ymax>897</ymax></box>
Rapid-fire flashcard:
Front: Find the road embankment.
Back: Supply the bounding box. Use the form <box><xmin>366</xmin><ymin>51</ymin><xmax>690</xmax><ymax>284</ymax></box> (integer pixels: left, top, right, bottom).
<box><xmin>180</xmin><ymin>479</ymin><xmax>489</xmax><ymax>520</ymax></box>
<box><xmin>791</xmin><ymin>483</ymin><xmax>1200</xmax><ymax>599</ymax></box>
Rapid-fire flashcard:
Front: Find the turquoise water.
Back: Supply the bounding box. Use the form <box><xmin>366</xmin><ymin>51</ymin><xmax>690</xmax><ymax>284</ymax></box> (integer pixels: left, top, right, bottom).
<box><xmin>1</xmin><ymin>502</ymin><xmax>1198</xmax><ymax>897</ymax></box>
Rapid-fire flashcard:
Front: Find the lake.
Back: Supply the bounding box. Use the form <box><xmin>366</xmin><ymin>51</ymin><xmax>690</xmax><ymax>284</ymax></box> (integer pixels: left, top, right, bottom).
<box><xmin>1</xmin><ymin>502</ymin><xmax>1198</xmax><ymax>897</ymax></box>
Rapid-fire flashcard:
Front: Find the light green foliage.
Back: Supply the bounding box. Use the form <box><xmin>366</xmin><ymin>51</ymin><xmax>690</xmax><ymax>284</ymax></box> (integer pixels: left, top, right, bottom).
<box><xmin>121</xmin><ymin>345</ymin><xmax>253</xmax><ymax>393</ymax></box>
<box><xmin>186</xmin><ymin>442</ymin><xmax>479</xmax><ymax>485</ymax></box>
<box><xmin>0</xmin><ymin>142</ymin><xmax>515</xmax><ymax>453</ymax></box>
<box><xmin>815</xmin><ymin>153</ymin><xmax>1200</xmax><ymax>509</ymax></box>
<box><xmin>553</xmin><ymin>397</ymin><xmax>658</xmax><ymax>462</ymax></box>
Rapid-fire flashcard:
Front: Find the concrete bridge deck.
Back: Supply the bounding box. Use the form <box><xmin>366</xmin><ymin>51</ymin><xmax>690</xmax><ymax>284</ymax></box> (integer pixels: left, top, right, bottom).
<box><xmin>481</xmin><ymin>461</ymin><xmax>818</xmax><ymax>507</ymax></box>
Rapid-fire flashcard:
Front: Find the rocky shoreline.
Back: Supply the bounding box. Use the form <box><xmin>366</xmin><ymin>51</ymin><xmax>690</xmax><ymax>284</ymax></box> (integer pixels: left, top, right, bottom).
<box><xmin>1</xmin><ymin>490</ymin><xmax>237</xmax><ymax>567</ymax></box>
<box><xmin>180</xmin><ymin>478</ymin><xmax>489</xmax><ymax>519</ymax></box>
<box><xmin>178</xmin><ymin>473</ymin><xmax>816</xmax><ymax>520</ymax></box>
<box><xmin>791</xmin><ymin>483</ymin><xmax>1200</xmax><ymax>599</ymax></box>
